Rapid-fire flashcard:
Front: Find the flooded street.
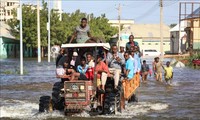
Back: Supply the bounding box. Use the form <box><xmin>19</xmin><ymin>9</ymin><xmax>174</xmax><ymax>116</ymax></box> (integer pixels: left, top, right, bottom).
<box><xmin>0</xmin><ymin>58</ymin><xmax>200</xmax><ymax>120</ymax></box>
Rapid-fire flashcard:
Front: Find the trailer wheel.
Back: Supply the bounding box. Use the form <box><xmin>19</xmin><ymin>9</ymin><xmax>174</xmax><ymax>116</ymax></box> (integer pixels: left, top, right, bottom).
<box><xmin>52</xmin><ymin>82</ymin><xmax>64</xmax><ymax>110</ymax></box>
<box><xmin>39</xmin><ymin>96</ymin><xmax>52</xmax><ymax>112</ymax></box>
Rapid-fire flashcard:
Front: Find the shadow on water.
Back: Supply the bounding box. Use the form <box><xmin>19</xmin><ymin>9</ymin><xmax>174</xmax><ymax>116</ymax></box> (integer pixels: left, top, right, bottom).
<box><xmin>0</xmin><ymin>58</ymin><xmax>200</xmax><ymax>120</ymax></box>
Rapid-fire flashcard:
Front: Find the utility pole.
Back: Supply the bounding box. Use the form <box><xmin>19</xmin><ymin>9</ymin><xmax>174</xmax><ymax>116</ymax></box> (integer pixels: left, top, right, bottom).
<box><xmin>37</xmin><ymin>0</ymin><xmax>41</xmax><ymax>63</ymax></box>
<box><xmin>48</xmin><ymin>0</ymin><xmax>51</xmax><ymax>62</ymax></box>
<box><xmin>117</xmin><ymin>3</ymin><xmax>121</xmax><ymax>47</ymax></box>
<box><xmin>19</xmin><ymin>0</ymin><xmax>23</xmax><ymax>75</ymax></box>
<box><xmin>160</xmin><ymin>0</ymin><xmax>164</xmax><ymax>60</ymax></box>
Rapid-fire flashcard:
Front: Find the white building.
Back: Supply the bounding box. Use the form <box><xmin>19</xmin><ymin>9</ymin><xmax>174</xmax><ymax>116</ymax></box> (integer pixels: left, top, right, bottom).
<box><xmin>108</xmin><ymin>19</ymin><xmax>134</xmax><ymax>28</ymax></box>
<box><xmin>53</xmin><ymin>0</ymin><xmax>62</xmax><ymax>21</ymax></box>
<box><xmin>170</xmin><ymin>21</ymin><xmax>187</xmax><ymax>53</ymax></box>
<box><xmin>0</xmin><ymin>0</ymin><xmax>19</xmax><ymax>22</ymax></box>
<box><xmin>112</xmin><ymin>24</ymin><xmax>171</xmax><ymax>53</ymax></box>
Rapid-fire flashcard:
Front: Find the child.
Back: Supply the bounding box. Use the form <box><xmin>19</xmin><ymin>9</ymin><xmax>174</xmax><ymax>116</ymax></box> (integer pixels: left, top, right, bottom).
<box><xmin>162</xmin><ymin>61</ymin><xmax>173</xmax><ymax>85</ymax></box>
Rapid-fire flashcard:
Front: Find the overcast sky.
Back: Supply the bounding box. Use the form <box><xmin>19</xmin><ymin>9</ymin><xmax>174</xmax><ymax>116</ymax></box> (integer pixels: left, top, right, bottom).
<box><xmin>23</xmin><ymin>0</ymin><xmax>200</xmax><ymax>25</ymax></box>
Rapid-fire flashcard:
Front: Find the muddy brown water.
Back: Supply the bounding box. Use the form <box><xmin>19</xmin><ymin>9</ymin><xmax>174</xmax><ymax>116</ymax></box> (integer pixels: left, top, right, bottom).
<box><xmin>0</xmin><ymin>58</ymin><xmax>200</xmax><ymax>120</ymax></box>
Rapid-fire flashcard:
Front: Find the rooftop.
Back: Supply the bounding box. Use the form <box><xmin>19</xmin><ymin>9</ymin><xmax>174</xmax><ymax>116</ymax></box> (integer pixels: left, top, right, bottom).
<box><xmin>0</xmin><ymin>22</ymin><xmax>16</xmax><ymax>39</ymax></box>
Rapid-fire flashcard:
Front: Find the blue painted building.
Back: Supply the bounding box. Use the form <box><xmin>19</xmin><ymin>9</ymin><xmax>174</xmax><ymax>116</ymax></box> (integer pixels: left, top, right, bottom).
<box><xmin>0</xmin><ymin>22</ymin><xmax>33</xmax><ymax>58</ymax></box>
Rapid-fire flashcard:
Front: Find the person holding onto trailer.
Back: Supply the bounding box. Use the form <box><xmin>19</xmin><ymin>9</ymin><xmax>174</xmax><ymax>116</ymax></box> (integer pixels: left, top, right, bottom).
<box><xmin>95</xmin><ymin>55</ymin><xmax>109</xmax><ymax>94</ymax></box>
<box><xmin>134</xmin><ymin>46</ymin><xmax>142</xmax><ymax>74</ymax></box>
<box><xmin>124</xmin><ymin>51</ymin><xmax>135</xmax><ymax>80</ymax></box>
<box><xmin>106</xmin><ymin>44</ymin><xmax>125</xmax><ymax>91</ymax></box>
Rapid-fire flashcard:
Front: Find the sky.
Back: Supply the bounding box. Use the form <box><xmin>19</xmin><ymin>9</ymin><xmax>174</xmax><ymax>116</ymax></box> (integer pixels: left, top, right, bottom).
<box><xmin>23</xmin><ymin>0</ymin><xmax>200</xmax><ymax>25</ymax></box>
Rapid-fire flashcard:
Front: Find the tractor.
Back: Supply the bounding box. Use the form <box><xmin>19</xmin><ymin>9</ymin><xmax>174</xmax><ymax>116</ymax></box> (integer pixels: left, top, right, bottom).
<box><xmin>39</xmin><ymin>43</ymin><xmax>140</xmax><ymax>115</ymax></box>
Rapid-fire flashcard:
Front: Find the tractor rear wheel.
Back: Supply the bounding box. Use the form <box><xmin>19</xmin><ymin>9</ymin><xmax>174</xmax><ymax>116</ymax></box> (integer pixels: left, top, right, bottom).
<box><xmin>104</xmin><ymin>79</ymin><xmax>124</xmax><ymax>114</ymax></box>
<box><xmin>39</xmin><ymin>96</ymin><xmax>52</xmax><ymax>112</ymax></box>
<box><xmin>52</xmin><ymin>82</ymin><xmax>64</xmax><ymax>110</ymax></box>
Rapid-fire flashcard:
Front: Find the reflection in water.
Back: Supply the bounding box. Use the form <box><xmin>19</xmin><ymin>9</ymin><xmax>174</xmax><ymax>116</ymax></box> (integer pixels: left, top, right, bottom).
<box><xmin>0</xmin><ymin>58</ymin><xmax>200</xmax><ymax>120</ymax></box>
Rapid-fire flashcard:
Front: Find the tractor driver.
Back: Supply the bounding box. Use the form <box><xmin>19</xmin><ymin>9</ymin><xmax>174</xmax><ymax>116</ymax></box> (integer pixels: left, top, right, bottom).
<box><xmin>69</xmin><ymin>18</ymin><xmax>92</xmax><ymax>43</ymax></box>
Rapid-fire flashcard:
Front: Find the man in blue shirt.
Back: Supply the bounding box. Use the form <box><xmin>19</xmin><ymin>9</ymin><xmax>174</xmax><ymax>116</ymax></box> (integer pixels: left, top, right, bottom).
<box><xmin>124</xmin><ymin>51</ymin><xmax>134</xmax><ymax>79</ymax></box>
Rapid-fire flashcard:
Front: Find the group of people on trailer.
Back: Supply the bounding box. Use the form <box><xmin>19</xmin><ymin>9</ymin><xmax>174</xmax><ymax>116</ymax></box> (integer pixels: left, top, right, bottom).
<box><xmin>56</xmin><ymin>37</ymin><xmax>141</xmax><ymax>94</ymax></box>
<box><xmin>56</xmin><ymin>17</ymin><xmax>174</xmax><ymax>94</ymax></box>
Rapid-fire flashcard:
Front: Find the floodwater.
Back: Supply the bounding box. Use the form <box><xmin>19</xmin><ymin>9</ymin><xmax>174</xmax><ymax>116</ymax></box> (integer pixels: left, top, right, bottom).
<box><xmin>0</xmin><ymin>58</ymin><xmax>200</xmax><ymax>120</ymax></box>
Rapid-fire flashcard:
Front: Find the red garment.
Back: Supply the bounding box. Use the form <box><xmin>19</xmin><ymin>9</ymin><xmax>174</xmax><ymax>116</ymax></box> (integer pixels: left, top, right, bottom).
<box><xmin>95</xmin><ymin>61</ymin><xmax>109</xmax><ymax>79</ymax></box>
<box><xmin>85</xmin><ymin>67</ymin><xmax>94</xmax><ymax>80</ymax></box>
<box><xmin>130</xmin><ymin>42</ymin><xmax>135</xmax><ymax>47</ymax></box>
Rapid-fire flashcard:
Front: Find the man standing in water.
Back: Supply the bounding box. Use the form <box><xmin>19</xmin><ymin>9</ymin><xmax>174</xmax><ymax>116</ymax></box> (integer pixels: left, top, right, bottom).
<box><xmin>141</xmin><ymin>60</ymin><xmax>150</xmax><ymax>82</ymax></box>
<box><xmin>154</xmin><ymin>57</ymin><xmax>163</xmax><ymax>82</ymax></box>
<box><xmin>69</xmin><ymin>18</ymin><xmax>92</xmax><ymax>43</ymax></box>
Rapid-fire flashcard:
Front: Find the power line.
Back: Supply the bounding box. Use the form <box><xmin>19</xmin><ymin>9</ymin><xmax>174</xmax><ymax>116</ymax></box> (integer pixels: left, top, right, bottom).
<box><xmin>134</xmin><ymin>2</ymin><xmax>159</xmax><ymax>21</ymax></box>
<box><xmin>163</xmin><ymin>0</ymin><xmax>179</xmax><ymax>7</ymax></box>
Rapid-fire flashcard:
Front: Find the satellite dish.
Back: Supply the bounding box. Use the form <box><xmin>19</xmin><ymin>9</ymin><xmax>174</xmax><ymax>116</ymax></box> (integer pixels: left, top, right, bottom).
<box><xmin>51</xmin><ymin>46</ymin><xmax>60</xmax><ymax>54</ymax></box>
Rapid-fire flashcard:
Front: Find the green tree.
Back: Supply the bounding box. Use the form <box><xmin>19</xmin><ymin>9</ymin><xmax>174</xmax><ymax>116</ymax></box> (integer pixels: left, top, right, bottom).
<box><xmin>7</xmin><ymin>3</ymin><xmax>118</xmax><ymax>57</ymax></box>
<box><xmin>7</xmin><ymin>5</ymin><xmax>37</xmax><ymax>48</ymax></box>
<box><xmin>89</xmin><ymin>14</ymin><xmax>117</xmax><ymax>42</ymax></box>
<box><xmin>170</xmin><ymin>23</ymin><xmax>177</xmax><ymax>28</ymax></box>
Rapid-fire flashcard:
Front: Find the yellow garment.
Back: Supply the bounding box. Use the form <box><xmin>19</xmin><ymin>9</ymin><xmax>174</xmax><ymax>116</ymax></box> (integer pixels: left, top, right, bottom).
<box><xmin>164</xmin><ymin>66</ymin><xmax>173</xmax><ymax>79</ymax></box>
<box><xmin>97</xmin><ymin>79</ymin><xmax>101</xmax><ymax>87</ymax></box>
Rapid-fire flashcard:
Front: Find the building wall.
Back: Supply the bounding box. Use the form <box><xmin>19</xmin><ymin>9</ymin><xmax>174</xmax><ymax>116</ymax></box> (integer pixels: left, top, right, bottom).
<box><xmin>108</xmin><ymin>20</ymin><xmax>134</xmax><ymax>28</ymax></box>
<box><xmin>141</xmin><ymin>40</ymin><xmax>170</xmax><ymax>53</ymax></box>
<box><xmin>170</xmin><ymin>31</ymin><xmax>179</xmax><ymax>53</ymax></box>
<box><xmin>117</xmin><ymin>38</ymin><xmax>170</xmax><ymax>53</ymax></box>
<box><xmin>0</xmin><ymin>36</ymin><xmax>33</xmax><ymax>58</ymax></box>
<box><xmin>119</xmin><ymin>34</ymin><xmax>170</xmax><ymax>52</ymax></box>
<box><xmin>0</xmin><ymin>36</ymin><xmax>19</xmax><ymax>58</ymax></box>
<box><xmin>0</xmin><ymin>37</ymin><xmax>7</xmax><ymax>58</ymax></box>
<box><xmin>193</xmin><ymin>19</ymin><xmax>200</xmax><ymax>49</ymax></box>
<box><xmin>53</xmin><ymin>0</ymin><xmax>62</xmax><ymax>21</ymax></box>
<box><xmin>0</xmin><ymin>0</ymin><xmax>19</xmax><ymax>21</ymax></box>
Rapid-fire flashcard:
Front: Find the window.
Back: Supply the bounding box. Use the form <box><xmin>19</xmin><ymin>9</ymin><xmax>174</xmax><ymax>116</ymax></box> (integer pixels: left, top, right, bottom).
<box><xmin>7</xmin><ymin>2</ymin><xmax>9</xmax><ymax>6</ymax></box>
<box><xmin>148</xmin><ymin>43</ymin><xmax>151</xmax><ymax>45</ymax></box>
<box><xmin>155</xmin><ymin>43</ymin><xmax>158</xmax><ymax>45</ymax></box>
<box><xmin>7</xmin><ymin>10</ymin><xmax>10</xmax><ymax>16</ymax></box>
<box><xmin>163</xmin><ymin>43</ymin><xmax>165</xmax><ymax>45</ymax></box>
<box><xmin>144</xmin><ymin>49</ymin><xmax>157</xmax><ymax>52</ymax></box>
<box><xmin>142</xmin><ymin>43</ymin><xmax>144</xmax><ymax>45</ymax></box>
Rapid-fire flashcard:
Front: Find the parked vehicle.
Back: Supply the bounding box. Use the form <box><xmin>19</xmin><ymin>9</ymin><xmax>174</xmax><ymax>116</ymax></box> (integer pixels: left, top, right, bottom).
<box><xmin>38</xmin><ymin>43</ymin><xmax>140</xmax><ymax>115</ymax></box>
<box><xmin>142</xmin><ymin>49</ymin><xmax>161</xmax><ymax>57</ymax></box>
